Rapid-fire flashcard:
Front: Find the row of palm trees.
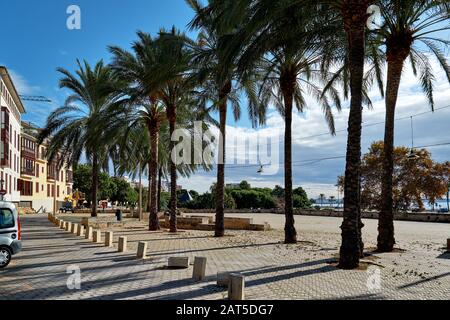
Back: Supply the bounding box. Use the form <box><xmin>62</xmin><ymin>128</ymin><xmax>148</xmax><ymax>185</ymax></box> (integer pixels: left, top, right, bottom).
<box><xmin>39</xmin><ymin>0</ymin><xmax>450</xmax><ymax>269</ymax></box>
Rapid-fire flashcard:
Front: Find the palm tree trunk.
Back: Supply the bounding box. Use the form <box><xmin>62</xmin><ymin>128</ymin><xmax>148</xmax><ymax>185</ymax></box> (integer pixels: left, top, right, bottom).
<box><xmin>215</xmin><ymin>81</ymin><xmax>231</xmax><ymax>237</ymax></box>
<box><xmin>148</xmin><ymin>120</ymin><xmax>160</xmax><ymax>231</ymax></box>
<box><xmin>157</xmin><ymin>167</ymin><xmax>162</xmax><ymax>213</ymax></box>
<box><xmin>169</xmin><ymin>115</ymin><xmax>178</xmax><ymax>233</ymax></box>
<box><xmin>339</xmin><ymin>1</ymin><xmax>370</xmax><ymax>269</ymax></box>
<box><xmin>378</xmin><ymin>58</ymin><xmax>405</xmax><ymax>252</ymax></box>
<box><xmin>281</xmin><ymin>79</ymin><xmax>297</xmax><ymax>244</ymax></box>
<box><xmin>138</xmin><ymin>163</ymin><xmax>143</xmax><ymax>221</ymax></box>
<box><xmin>91</xmin><ymin>153</ymin><xmax>99</xmax><ymax>218</ymax></box>
<box><xmin>147</xmin><ymin>162</ymin><xmax>152</xmax><ymax>213</ymax></box>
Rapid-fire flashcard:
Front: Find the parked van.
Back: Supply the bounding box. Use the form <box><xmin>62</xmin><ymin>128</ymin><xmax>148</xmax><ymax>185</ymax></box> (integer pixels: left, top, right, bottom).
<box><xmin>0</xmin><ymin>202</ymin><xmax>22</xmax><ymax>268</ymax></box>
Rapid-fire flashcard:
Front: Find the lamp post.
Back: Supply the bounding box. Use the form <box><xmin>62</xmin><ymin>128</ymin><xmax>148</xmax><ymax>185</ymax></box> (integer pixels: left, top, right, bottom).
<box><xmin>447</xmin><ymin>182</ymin><xmax>449</xmax><ymax>212</ymax></box>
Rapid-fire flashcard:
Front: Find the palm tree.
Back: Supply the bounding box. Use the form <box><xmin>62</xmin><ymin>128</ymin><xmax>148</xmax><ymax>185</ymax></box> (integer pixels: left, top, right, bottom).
<box><xmin>38</xmin><ymin>60</ymin><xmax>124</xmax><ymax>217</ymax></box>
<box><xmin>246</xmin><ymin>10</ymin><xmax>341</xmax><ymax>243</ymax></box>
<box><xmin>188</xmin><ymin>0</ymin><xmax>259</xmax><ymax>237</ymax></box>
<box><xmin>109</xmin><ymin>31</ymin><xmax>179</xmax><ymax>231</ymax></box>
<box><xmin>157</xmin><ymin>27</ymin><xmax>195</xmax><ymax>233</ymax></box>
<box><xmin>373</xmin><ymin>0</ymin><xmax>450</xmax><ymax>252</ymax></box>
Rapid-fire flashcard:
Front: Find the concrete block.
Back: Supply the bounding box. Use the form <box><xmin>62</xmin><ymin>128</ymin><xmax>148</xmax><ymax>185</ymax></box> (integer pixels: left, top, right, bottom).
<box><xmin>217</xmin><ymin>272</ymin><xmax>231</xmax><ymax>287</ymax></box>
<box><xmin>93</xmin><ymin>230</ymin><xmax>102</xmax><ymax>243</ymax></box>
<box><xmin>168</xmin><ymin>257</ymin><xmax>190</xmax><ymax>269</ymax></box>
<box><xmin>105</xmin><ymin>231</ymin><xmax>114</xmax><ymax>247</ymax></box>
<box><xmin>137</xmin><ymin>241</ymin><xmax>148</xmax><ymax>259</ymax></box>
<box><xmin>193</xmin><ymin>257</ymin><xmax>207</xmax><ymax>281</ymax></box>
<box><xmin>85</xmin><ymin>226</ymin><xmax>93</xmax><ymax>240</ymax></box>
<box><xmin>228</xmin><ymin>273</ymin><xmax>245</xmax><ymax>300</ymax></box>
<box><xmin>77</xmin><ymin>225</ymin><xmax>85</xmax><ymax>237</ymax></box>
<box><xmin>118</xmin><ymin>236</ymin><xmax>128</xmax><ymax>252</ymax></box>
<box><xmin>65</xmin><ymin>222</ymin><xmax>72</xmax><ymax>232</ymax></box>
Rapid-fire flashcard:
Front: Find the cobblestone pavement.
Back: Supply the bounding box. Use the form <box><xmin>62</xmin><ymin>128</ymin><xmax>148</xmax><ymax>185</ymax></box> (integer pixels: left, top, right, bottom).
<box><xmin>0</xmin><ymin>214</ymin><xmax>449</xmax><ymax>300</ymax></box>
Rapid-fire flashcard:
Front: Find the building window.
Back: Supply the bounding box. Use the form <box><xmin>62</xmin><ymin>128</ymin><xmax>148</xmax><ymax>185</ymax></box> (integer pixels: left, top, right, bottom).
<box><xmin>18</xmin><ymin>180</ymin><xmax>33</xmax><ymax>196</ymax></box>
<box><xmin>47</xmin><ymin>184</ymin><xmax>50</xmax><ymax>197</ymax></box>
<box><xmin>57</xmin><ymin>185</ymin><xmax>60</xmax><ymax>198</ymax></box>
<box><xmin>36</xmin><ymin>182</ymin><xmax>39</xmax><ymax>193</ymax></box>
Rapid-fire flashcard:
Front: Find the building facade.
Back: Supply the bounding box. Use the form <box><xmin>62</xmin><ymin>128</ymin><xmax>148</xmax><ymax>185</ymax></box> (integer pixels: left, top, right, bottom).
<box><xmin>19</xmin><ymin>123</ymin><xmax>73</xmax><ymax>213</ymax></box>
<box><xmin>0</xmin><ymin>66</ymin><xmax>26</xmax><ymax>205</ymax></box>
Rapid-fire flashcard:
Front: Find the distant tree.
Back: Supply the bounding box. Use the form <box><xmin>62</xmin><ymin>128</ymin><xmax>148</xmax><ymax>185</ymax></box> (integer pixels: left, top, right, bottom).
<box><xmin>272</xmin><ymin>185</ymin><xmax>285</xmax><ymax>198</ymax></box>
<box><xmin>338</xmin><ymin>142</ymin><xmax>450</xmax><ymax>211</ymax></box>
<box><xmin>239</xmin><ymin>181</ymin><xmax>251</xmax><ymax>190</ymax></box>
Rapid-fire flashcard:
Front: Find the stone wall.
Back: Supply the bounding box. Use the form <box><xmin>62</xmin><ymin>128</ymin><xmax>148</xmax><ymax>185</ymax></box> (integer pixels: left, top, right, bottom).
<box><xmin>180</xmin><ymin>208</ymin><xmax>450</xmax><ymax>223</ymax></box>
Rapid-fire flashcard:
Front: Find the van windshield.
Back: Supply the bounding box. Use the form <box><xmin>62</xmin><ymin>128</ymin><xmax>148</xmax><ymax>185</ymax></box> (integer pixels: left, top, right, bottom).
<box><xmin>0</xmin><ymin>209</ymin><xmax>14</xmax><ymax>229</ymax></box>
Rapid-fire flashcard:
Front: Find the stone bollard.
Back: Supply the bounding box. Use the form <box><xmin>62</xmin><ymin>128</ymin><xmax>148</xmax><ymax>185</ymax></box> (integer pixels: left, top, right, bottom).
<box><xmin>118</xmin><ymin>236</ymin><xmax>128</xmax><ymax>253</ymax></box>
<box><xmin>85</xmin><ymin>226</ymin><xmax>93</xmax><ymax>240</ymax></box>
<box><xmin>228</xmin><ymin>274</ymin><xmax>245</xmax><ymax>300</ymax></box>
<box><xmin>168</xmin><ymin>257</ymin><xmax>190</xmax><ymax>269</ymax></box>
<box><xmin>65</xmin><ymin>222</ymin><xmax>72</xmax><ymax>232</ymax></box>
<box><xmin>137</xmin><ymin>241</ymin><xmax>148</xmax><ymax>259</ymax></box>
<box><xmin>447</xmin><ymin>238</ymin><xmax>450</xmax><ymax>251</ymax></box>
<box><xmin>105</xmin><ymin>231</ymin><xmax>114</xmax><ymax>247</ymax></box>
<box><xmin>58</xmin><ymin>220</ymin><xmax>64</xmax><ymax>228</ymax></box>
<box><xmin>60</xmin><ymin>221</ymin><xmax>66</xmax><ymax>229</ymax></box>
<box><xmin>193</xmin><ymin>257</ymin><xmax>207</xmax><ymax>281</ymax></box>
<box><xmin>71</xmin><ymin>223</ymin><xmax>79</xmax><ymax>234</ymax></box>
<box><xmin>217</xmin><ymin>272</ymin><xmax>233</xmax><ymax>287</ymax></box>
<box><xmin>77</xmin><ymin>225</ymin><xmax>85</xmax><ymax>237</ymax></box>
<box><xmin>93</xmin><ymin>230</ymin><xmax>102</xmax><ymax>243</ymax></box>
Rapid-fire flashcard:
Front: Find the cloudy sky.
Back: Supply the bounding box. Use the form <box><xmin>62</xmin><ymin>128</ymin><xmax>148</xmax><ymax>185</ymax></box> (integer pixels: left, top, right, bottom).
<box><xmin>1</xmin><ymin>1</ymin><xmax>449</xmax><ymax>199</ymax></box>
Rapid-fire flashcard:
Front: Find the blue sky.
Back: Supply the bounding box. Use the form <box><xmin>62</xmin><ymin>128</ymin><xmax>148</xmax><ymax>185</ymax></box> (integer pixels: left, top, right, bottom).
<box><xmin>1</xmin><ymin>1</ymin><xmax>450</xmax><ymax>197</ymax></box>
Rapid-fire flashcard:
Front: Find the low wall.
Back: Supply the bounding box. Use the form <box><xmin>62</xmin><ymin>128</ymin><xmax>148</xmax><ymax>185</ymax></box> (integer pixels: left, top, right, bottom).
<box><xmin>180</xmin><ymin>208</ymin><xmax>450</xmax><ymax>223</ymax></box>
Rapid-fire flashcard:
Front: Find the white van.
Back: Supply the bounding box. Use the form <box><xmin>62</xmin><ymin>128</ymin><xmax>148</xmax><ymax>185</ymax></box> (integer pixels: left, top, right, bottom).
<box><xmin>0</xmin><ymin>202</ymin><xmax>22</xmax><ymax>268</ymax></box>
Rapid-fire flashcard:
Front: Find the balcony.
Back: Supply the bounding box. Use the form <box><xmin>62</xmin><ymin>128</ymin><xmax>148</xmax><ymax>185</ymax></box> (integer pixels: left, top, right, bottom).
<box><xmin>47</xmin><ymin>170</ymin><xmax>57</xmax><ymax>180</ymax></box>
<box><xmin>66</xmin><ymin>170</ymin><xmax>73</xmax><ymax>184</ymax></box>
<box><xmin>21</xmin><ymin>165</ymin><xmax>35</xmax><ymax>177</ymax></box>
<box><xmin>21</xmin><ymin>146</ymin><xmax>36</xmax><ymax>160</ymax></box>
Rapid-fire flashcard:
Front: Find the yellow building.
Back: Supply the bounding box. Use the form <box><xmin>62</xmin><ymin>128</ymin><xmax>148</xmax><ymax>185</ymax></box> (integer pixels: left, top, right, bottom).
<box><xmin>19</xmin><ymin>122</ymin><xmax>73</xmax><ymax>213</ymax></box>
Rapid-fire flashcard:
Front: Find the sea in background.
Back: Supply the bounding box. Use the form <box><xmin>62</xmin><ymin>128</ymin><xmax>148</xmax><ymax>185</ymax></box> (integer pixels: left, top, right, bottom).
<box><xmin>315</xmin><ymin>199</ymin><xmax>449</xmax><ymax>212</ymax></box>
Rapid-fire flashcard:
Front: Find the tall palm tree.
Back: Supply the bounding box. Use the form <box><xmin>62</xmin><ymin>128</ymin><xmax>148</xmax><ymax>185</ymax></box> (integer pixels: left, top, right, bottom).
<box><xmin>251</xmin><ymin>6</ymin><xmax>343</xmax><ymax>244</ymax></box>
<box><xmin>38</xmin><ymin>60</ymin><xmax>124</xmax><ymax>217</ymax></box>
<box><xmin>188</xmin><ymin>0</ymin><xmax>259</xmax><ymax>237</ymax></box>
<box><xmin>109</xmin><ymin>31</ymin><xmax>179</xmax><ymax>231</ymax></box>
<box><xmin>200</xmin><ymin>0</ymin><xmax>371</xmax><ymax>266</ymax></box>
<box><xmin>374</xmin><ymin>0</ymin><xmax>450</xmax><ymax>252</ymax></box>
<box><xmin>157</xmin><ymin>27</ymin><xmax>195</xmax><ymax>233</ymax></box>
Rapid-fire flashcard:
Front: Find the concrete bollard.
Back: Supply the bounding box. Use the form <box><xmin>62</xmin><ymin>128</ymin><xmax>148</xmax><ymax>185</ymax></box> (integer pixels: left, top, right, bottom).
<box><xmin>65</xmin><ymin>222</ymin><xmax>72</xmax><ymax>232</ymax></box>
<box><xmin>217</xmin><ymin>272</ymin><xmax>231</xmax><ymax>287</ymax></box>
<box><xmin>60</xmin><ymin>221</ymin><xmax>66</xmax><ymax>229</ymax></box>
<box><xmin>77</xmin><ymin>225</ymin><xmax>85</xmax><ymax>237</ymax></box>
<box><xmin>105</xmin><ymin>231</ymin><xmax>114</xmax><ymax>247</ymax></box>
<box><xmin>71</xmin><ymin>223</ymin><xmax>78</xmax><ymax>234</ymax></box>
<box><xmin>137</xmin><ymin>241</ymin><xmax>148</xmax><ymax>259</ymax></box>
<box><xmin>58</xmin><ymin>220</ymin><xmax>64</xmax><ymax>228</ymax></box>
<box><xmin>228</xmin><ymin>273</ymin><xmax>245</xmax><ymax>300</ymax></box>
<box><xmin>118</xmin><ymin>236</ymin><xmax>128</xmax><ymax>252</ymax></box>
<box><xmin>168</xmin><ymin>257</ymin><xmax>190</xmax><ymax>269</ymax></box>
<box><xmin>193</xmin><ymin>257</ymin><xmax>207</xmax><ymax>281</ymax></box>
<box><xmin>85</xmin><ymin>226</ymin><xmax>93</xmax><ymax>240</ymax></box>
<box><xmin>93</xmin><ymin>230</ymin><xmax>102</xmax><ymax>243</ymax></box>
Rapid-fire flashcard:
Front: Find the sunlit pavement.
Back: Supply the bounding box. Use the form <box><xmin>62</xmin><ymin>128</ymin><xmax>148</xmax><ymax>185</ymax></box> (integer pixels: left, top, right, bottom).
<box><xmin>0</xmin><ymin>214</ymin><xmax>449</xmax><ymax>300</ymax></box>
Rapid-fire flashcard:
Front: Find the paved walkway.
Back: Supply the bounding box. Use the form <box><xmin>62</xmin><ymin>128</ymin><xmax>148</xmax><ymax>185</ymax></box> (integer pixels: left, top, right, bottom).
<box><xmin>0</xmin><ymin>214</ymin><xmax>449</xmax><ymax>300</ymax></box>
